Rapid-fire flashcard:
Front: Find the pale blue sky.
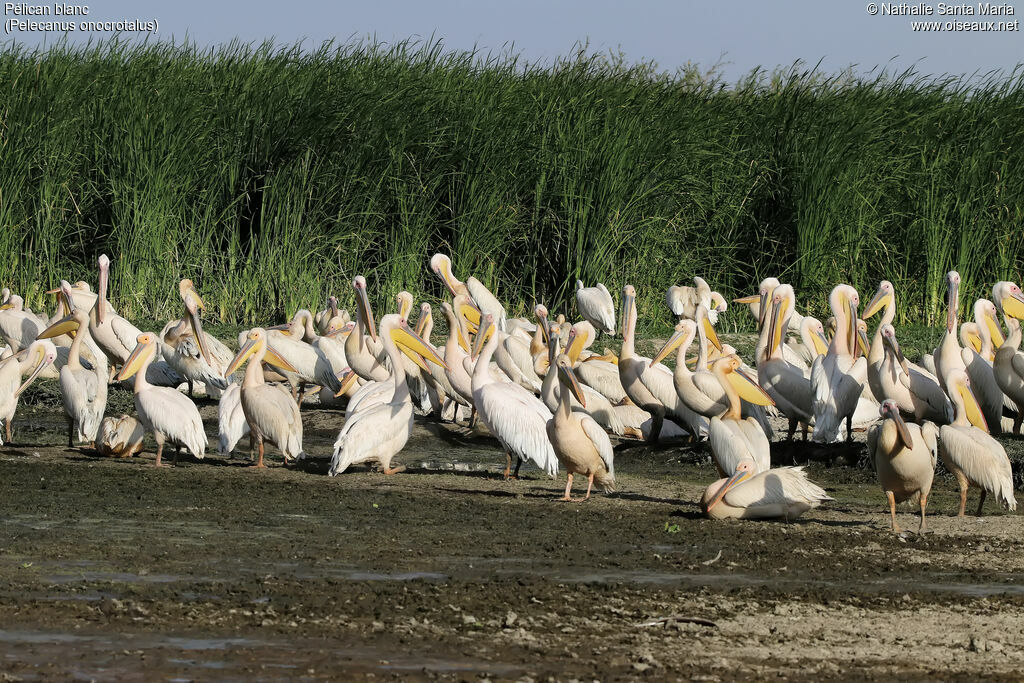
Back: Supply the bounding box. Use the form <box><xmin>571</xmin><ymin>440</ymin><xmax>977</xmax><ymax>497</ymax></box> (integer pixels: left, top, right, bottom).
<box><xmin>9</xmin><ymin>0</ymin><xmax>1023</xmax><ymax>80</ymax></box>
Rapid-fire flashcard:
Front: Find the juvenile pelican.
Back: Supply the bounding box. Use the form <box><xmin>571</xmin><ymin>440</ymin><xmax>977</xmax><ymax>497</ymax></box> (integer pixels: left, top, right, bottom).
<box><xmin>701</xmin><ymin>462</ymin><xmax>832</xmax><ymax>520</ymax></box>
<box><xmin>707</xmin><ymin>356</ymin><xmax>775</xmax><ymax>478</ymax></box>
<box><xmin>0</xmin><ymin>340</ymin><xmax>57</xmax><ymax>444</ymax></box>
<box><xmin>96</xmin><ymin>416</ymin><xmax>145</xmax><ymax>458</ymax></box>
<box><xmin>868</xmin><ymin>400</ymin><xmax>939</xmax><ymax>532</ymax></box>
<box><xmin>37</xmin><ymin>306</ymin><xmax>108</xmax><ymax>446</ymax></box>
<box><xmin>225</xmin><ymin>328</ymin><xmax>304</xmax><ymax>467</ymax></box>
<box><xmin>117</xmin><ymin>333</ymin><xmax>207</xmax><ymax>467</ymax></box>
<box><xmin>939</xmin><ymin>369</ymin><xmax>1016</xmax><ymax>516</ymax></box>
<box><xmin>811</xmin><ymin>284</ymin><xmax>866</xmax><ymax>443</ymax></box>
<box><xmin>547</xmin><ymin>353</ymin><xmax>615</xmax><ymax>500</ymax></box>
<box><xmin>472</xmin><ymin>313</ymin><xmax>558</xmax><ymax>479</ymax></box>
<box><xmin>329</xmin><ymin>314</ymin><xmax>446</xmax><ymax>476</ymax></box>
<box><xmin>575</xmin><ymin>280</ymin><xmax>615</xmax><ymax>336</ymax></box>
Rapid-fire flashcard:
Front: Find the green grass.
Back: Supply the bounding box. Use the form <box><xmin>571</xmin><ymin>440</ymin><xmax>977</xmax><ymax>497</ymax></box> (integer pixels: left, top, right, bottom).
<box><xmin>0</xmin><ymin>38</ymin><xmax>1022</xmax><ymax>329</ymax></box>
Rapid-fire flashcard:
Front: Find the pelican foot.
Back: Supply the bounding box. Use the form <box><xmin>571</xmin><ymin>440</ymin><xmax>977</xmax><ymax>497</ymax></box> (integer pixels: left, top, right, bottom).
<box><xmin>249</xmin><ymin>463</ymin><xmax>267</xmax><ymax>469</ymax></box>
<box><xmin>382</xmin><ymin>465</ymin><xmax>406</xmax><ymax>475</ymax></box>
<box><xmin>890</xmin><ymin>524</ymin><xmax>903</xmax><ymax>533</ymax></box>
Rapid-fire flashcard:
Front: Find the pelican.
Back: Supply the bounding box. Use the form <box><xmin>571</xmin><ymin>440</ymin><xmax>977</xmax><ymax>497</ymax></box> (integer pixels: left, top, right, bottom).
<box><xmin>547</xmin><ymin>353</ymin><xmax>614</xmax><ymax>500</ymax></box>
<box><xmin>225</xmin><ymin>328</ymin><xmax>304</xmax><ymax>467</ymax></box>
<box><xmin>472</xmin><ymin>313</ymin><xmax>558</xmax><ymax>479</ymax></box>
<box><xmin>96</xmin><ymin>416</ymin><xmax>145</xmax><ymax>458</ymax></box>
<box><xmin>90</xmin><ymin>254</ymin><xmax>145</xmax><ymax>373</ymax></box>
<box><xmin>960</xmin><ymin>298</ymin><xmax>1009</xmax><ymax>434</ymax></box>
<box><xmin>575</xmin><ymin>280</ymin><xmax>615</xmax><ymax>336</ymax></box>
<box><xmin>871</xmin><ymin>324</ymin><xmax>952</xmax><ymax>424</ymax></box>
<box><xmin>315</xmin><ymin>296</ymin><xmax>349</xmax><ymax>335</ymax></box>
<box><xmin>345</xmin><ymin>276</ymin><xmax>389</xmax><ymax>382</ymax></box>
<box><xmin>438</xmin><ymin>299</ymin><xmax>477</xmax><ymax>419</ymax></box>
<box><xmin>786</xmin><ymin>316</ymin><xmax>829</xmax><ymax>370</ymax></box>
<box><xmin>116</xmin><ymin>333</ymin><xmax>207</xmax><ymax>467</ymax></box>
<box><xmin>811</xmin><ymin>284</ymin><xmax>866</xmax><ymax>443</ymax></box>
<box><xmin>666</xmin><ymin>277</ymin><xmax>726</xmax><ymax>325</ymax></box>
<box><xmin>329</xmin><ymin>314</ymin><xmax>446</xmax><ymax>476</ymax></box>
<box><xmin>0</xmin><ymin>295</ymin><xmax>44</xmax><ymax>352</ymax></box>
<box><xmin>993</xmin><ymin>281</ymin><xmax>1024</xmax><ymax>433</ymax></box>
<box><xmin>0</xmin><ymin>340</ymin><xmax>57</xmax><ymax>444</ymax></box>
<box><xmin>933</xmin><ymin>271</ymin><xmax>966</xmax><ymax>391</ymax></box>
<box><xmin>430</xmin><ymin>253</ymin><xmax>507</xmax><ymax>332</ymax></box>
<box><xmin>707</xmin><ymin>356</ymin><xmax>775</xmax><ymax>479</ymax></box>
<box><xmin>756</xmin><ymin>285</ymin><xmax>814</xmax><ymax>440</ymax></box>
<box><xmin>37</xmin><ymin>305</ymin><xmax>108</xmax><ymax>446</ymax></box>
<box><xmin>161</xmin><ymin>280</ymin><xmax>233</xmax><ymax>397</ymax></box>
<box><xmin>734</xmin><ymin>277</ymin><xmax>804</xmax><ymax>334</ymax></box>
<box><xmin>267</xmin><ymin>308</ymin><xmax>345</xmax><ymax>402</ymax></box>
<box><xmin>619</xmin><ymin>285</ymin><xmax>666</xmax><ymax>441</ymax></box>
<box><xmin>701</xmin><ymin>462</ymin><xmax>832</xmax><ymax>520</ymax></box>
<box><xmin>939</xmin><ymin>369</ymin><xmax>1016</xmax><ymax>516</ymax></box>
<box><xmin>868</xmin><ymin>400</ymin><xmax>939</xmax><ymax>532</ymax></box>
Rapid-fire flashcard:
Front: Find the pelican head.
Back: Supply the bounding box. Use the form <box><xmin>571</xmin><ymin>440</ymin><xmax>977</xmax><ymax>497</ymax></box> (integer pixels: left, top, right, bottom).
<box><xmin>705</xmin><ymin>460</ymin><xmax>755</xmax><ymax>512</ymax></box>
<box><xmin>695</xmin><ymin>304</ymin><xmax>723</xmax><ymax>352</ymax></box>
<box><xmin>976</xmin><ymin>298</ymin><xmax>1004</xmax><ymax>351</ymax></box>
<box><xmin>879</xmin><ymin>399</ymin><xmax>913</xmax><ymax>449</ymax></box>
<box><xmin>179</xmin><ymin>279</ymin><xmax>206</xmax><ymax>310</ymax></box>
<box><xmin>534</xmin><ymin>304</ymin><xmax>549</xmax><ymax>343</ymax></box>
<box><xmin>226</xmin><ymin>328</ymin><xmax>297</xmax><ymax>376</ymax></box>
<box><xmin>472</xmin><ymin>313</ymin><xmax>496</xmax><ymax>361</ymax></box>
<box><xmin>856</xmin><ymin>319</ymin><xmax>870</xmax><ymax>358</ymax></box>
<box><xmin>566</xmin><ymin>321</ymin><xmax>595</xmax><ymax>363</ymax></box>
<box><xmin>768</xmin><ymin>284</ymin><xmax>795</xmax><ymax>360</ymax></box>
<box><xmin>380</xmin><ymin>313</ymin><xmax>447</xmax><ymax>370</ymax></box>
<box><xmin>555</xmin><ymin>353</ymin><xmax>586</xmax><ymax>408</ymax></box>
<box><xmin>863</xmin><ymin>280</ymin><xmax>894</xmax><ymax>319</ymax></box>
<box><xmin>650</xmin><ymin>320</ymin><xmax>696</xmax><ymax>366</ymax></box>
<box><xmin>733</xmin><ymin>277</ymin><xmax>780</xmax><ymax>329</ymax></box>
<box><xmin>713</xmin><ymin>355</ymin><xmax>775</xmax><ymax>407</ymax></box>
<box><xmin>416</xmin><ymin>302</ymin><xmax>432</xmax><ymax>338</ymax></box>
<box><xmin>879</xmin><ymin>324</ymin><xmax>910</xmax><ymax>375</ymax></box>
<box><xmin>430</xmin><ymin>253</ymin><xmax>463</xmax><ymax>297</ymax></box>
<box><xmin>352</xmin><ymin>276</ymin><xmax>378</xmax><ymax>342</ymax></box>
<box><xmin>710</xmin><ymin>291</ymin><xmax>727</xmax><ymax>313</ymax></box>
<box><xmin>946</xmin><ymin>271</ymin><xmax>961</xmax><ymax>333</ymax></box>
<box><xmin>333</xmin><ymin>367</ymin><xmax>359</xmax><ymax>397</ymax></box>
<box><xmin>181</xmin><ymin>291</ymin><xmax>212</xmax><ymax>364</ymax></box>
<box><xmin>117</xmin><ymin>332</ymin><xmax>159</xmax><ymax>381</ymax></box>
<box><xmin>14</xmin><ymin>340</ymin><xmax>57</xmax><ymax>397</ymax></box>
<box><xmin>993</xmin><ymin>281</ymin><xmax>1024</xmax><ymax>320</ymax></box>
<box><xmin>96</xmin><ymin>253</ymin><xmax>112</xmax><ymax>324</ymax></box>
<box><xmin>945</xmin><ymin>368</ymin><xmax>988</xmax><ymax>432</ymax></box>
<box><xmin>395</xmin><ymin>291</ymin><xmax>414</xmax><ymax>322</ymax></box>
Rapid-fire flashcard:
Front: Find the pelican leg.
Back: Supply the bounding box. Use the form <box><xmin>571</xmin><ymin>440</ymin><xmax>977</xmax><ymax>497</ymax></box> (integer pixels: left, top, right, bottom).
<box><xmin>5</xmin><ymin>419</ymin><xmax>11</xmax><ymax>444</ymax></box>
<box><xmin>66</xmin><ymin>420</ymin><xmax>74</xmax><ymax>448</ymax></box>
<box><xmin>1014</xmin><ymin>411</ymin><xmax>1023</xmax><ymax>436</ymax></box>
<box><xmin>187</xmin><ymin>379</ymin><xmax>194</xmax><ymax>398</ymax></box>
<box><xmin>560</xmin><ymin>473</ymin><xmax>574</xmax><ymax>501</ymax></box>
<box><xmin>154</xmin><ymin>437</ymin><xmax>170</xmax><ymax>468</ymax></box>
<box><xmin>173</xmin><ymin>444</ymin><xmax>182</xmax><ymax>466</ymax></box>
<box><xmin>954</xmin><ymin>471</ymin><xmax>968</xmax><ymax>517</ymax></box>
<box><xmin>975</xmin><ymin>490</ymin><xmax>987</xmax><ymax>517</ymax></box>
<box><xmin>248</xmin><ymin>432</ymin><xmax>255</xmax><ymax>461</ymax></box>
<box><xmin>886</xmin><ymin>491</ymin><xmax>902</xmax><ymax>532</ymax></box>
<box><xmin>382</xmin><ymin>465</ymin><xmax>406</xmax><ymax>475</ymax></box>
<box><xmin>252</xmin><ymin>438</ymin><xmax>266</xmax><ymax>469</ymax></box>
<box><xmin>469</xmin><ymin>406</ymin><xmax>478</xmax><ymax>429</ymax></box>
<box><xmin>786</xmin><ymin>419</ymin><xmax>797</xmax><ymax>441</ymax></box>
<box><xmin>646</xmin><ymin>406</ymin><xmax>664</xmax><ymax>444</ymax></box>
<box><xmin>846</xmin><ymin>414</ymin><xmax>854</xmax><ymax>443</ymax></box>
<box><xmin>503</xmin><ymin>452</ymin><xmax>513</xmax><ymax>480</ymax></box>
<box><xmin>919</xmin><ymin>494</ymin><xmax>929</xmax><ymax>533</ymax></box>
<box><xmin>513</xmin><ymin>455</ymin><xmax>523</xmax><ymax>479</ymax></box>
<box><xmin>297</xmin><ymin>382</ymin><xmax>308</xmax><ymax>406</ymax></box>
<box><xmin>583</xmin><ymin>473</ymin><xmax>595</xmax><ymax>501</ymax></box>
<box><xmin>802</xmin><ymin>423</ymin><xmax>809</xmax><ymax>441</ymax></box>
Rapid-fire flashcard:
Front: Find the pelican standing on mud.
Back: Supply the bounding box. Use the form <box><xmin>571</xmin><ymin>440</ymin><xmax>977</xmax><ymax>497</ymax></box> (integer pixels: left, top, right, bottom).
<box><xmin>868</xmin><ymin>400</ymin><xmax>939</xmax><ymax>532</ymax></box>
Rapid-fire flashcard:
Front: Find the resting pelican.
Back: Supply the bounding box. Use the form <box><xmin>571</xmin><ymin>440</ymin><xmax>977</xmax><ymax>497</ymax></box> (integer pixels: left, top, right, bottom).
<box><xmin>0</xmin><ymin>340</ymin><xmax>57</xmax><ymax>444</ymax></box>
<box><xmin>430</xmin><ymin>253</ymin><xmax>507</xmax><ymax>332</ymax></box>
<box><xmin>344</xmin><ymin>276</ymin><xmax>389</xmax><ymax>382</ymax></box>
<box><xmin>90</xmin><ymin>254</ymin><xmax>145</xmax><ymax>373</ymax></box>
<box><xmin>811</xmin><ymin>284</ymin><xmax>865</xmax><ymax>443</ymax></box>
<box><xmin>575</xmin><ymin>280</ymin><xmax>615</xmax><ymax>336</ymax></box>
<box><xmin>117</xmin><ymin>333</ymin><xmax>207</xmax><ymax>467</ymax></box>
<box><xmin>225</xmin><ymin>328</ymin><xmax>304</xmax><ymax>467</ymax></box>
<box><xmin>37</xmin><ymin>306</ymin><xmax>108</xmax><ymax>446</ymax></box>
<box><xmin>315</xmin><ymin>296</ymin><xmax>349</xmax><ymax>335</ymax></box>
<box><xmin>472</xmin><ymin>313</ymin><xmax>558</xmax><ymax>479</ymax></box>
<box><xmin>939</xmin><ymin>369</ymin><xmax>1016</xmax><ymax>516</ymax></box>
<box><xmin>0</xmin><ymin>295</ymin><xmax>44</xmax><ymax>352</ymax></box>
<box><xmin>96</xmin><ymin>416</ymin><xmax>145</xmax><ymax>458</ymax></box>
<box><xmin>871</xmin><ymin>324</ymin><xmax>952</xmax><ymax>424</ymax></box>
<box><xmin>993</xmin><ymin>281</ymin><xmax>1024</xmax><ymax>433</ymax></box>
<box><xmin>547</xmin><ymin>353</ymin><xmax>614</xmax><ymax>500</ymax></box>
<box><xmin>757</xmin><ymin>285</ymin><xmax>814</xmax><ymax>440</ymax></box>
<box><xmin>701</xmin><ymin>462</ymin><xmax>832</xmax><ymax>520</ymax></box>
<box><xmin>707</xmin><ymin>356</ymin><xmax>775</xmax><ymax>478</ymax></box>
<box><xmin>868</xmin><ymin>400</ymin><xmax>939</xmax><ymax>532</ymax></box>
<box><xmin>329</xmin><ymin>314</ymin><xmax>446</xmax><ymax>476</ymax></box>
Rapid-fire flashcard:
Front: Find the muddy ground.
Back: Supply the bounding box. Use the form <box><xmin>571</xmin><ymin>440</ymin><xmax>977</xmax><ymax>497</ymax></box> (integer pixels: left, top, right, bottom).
<box><xmin>2</xmin><ymin>393</ymin><xmax>1024</xmax><ymax>681</ymax></box>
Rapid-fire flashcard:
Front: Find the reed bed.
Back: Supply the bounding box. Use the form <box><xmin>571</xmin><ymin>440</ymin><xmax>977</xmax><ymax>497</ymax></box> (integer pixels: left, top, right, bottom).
<box><xmin>1</xmin><ymin>38</ymin><xmax>1022</xmax><ymax>331</ymax></box>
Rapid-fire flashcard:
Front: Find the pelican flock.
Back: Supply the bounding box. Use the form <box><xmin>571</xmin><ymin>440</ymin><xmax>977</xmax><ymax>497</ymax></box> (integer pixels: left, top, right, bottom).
<box><xmin>1</xmin><ymin>251</ymin><xmax>1023</xmax><ymax>531</ymax></box>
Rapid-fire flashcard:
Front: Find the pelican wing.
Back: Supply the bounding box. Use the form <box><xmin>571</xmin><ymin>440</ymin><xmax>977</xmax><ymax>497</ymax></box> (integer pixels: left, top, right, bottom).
<box><xmin>330</xmin><ymin>401</ymin><xmax>412</xmax><ymax>475</ymax></box>
<box><xmin>920</xmin><ymin>421</ymin><xmax>939</xmax><ymax>469</ymax></box>
<box><xmin>466</xmin><ymin>277</ymin><xmax>508</xmax><ymax>331</ymax></box>
<box><xmin>709</xmin><ymin>416</ymin><xmax>768</xmax><ymax>475</ymax></box>
<box><xmin>900</xmin><ymin>367</ymin><xmax>953</xmax><ymax>423</ymax></box>
<box><xmin>579</xmin><ymin>414</ymin><xmax>614</xmax><ymax>477</ymax></box>
<box><xmin>477</xmin><ymin>383</ymin><xmax>558</xmax><ymax>476</ymax></box>
<box><xmin>758</xmin><ymin>359</ymin><xmax>813</xmax><ymax>422</ymax></box>
<box><xmin>576</xmin><ymin>284</ymin><xmax>615</xmax><ymax>334</ymax></box>
<box><xmin>246</xmin><ymin>384</ymin><xmax>303</xmax><ymax>458</ymax></box>
<box><xmin>109</xmin><ymin>315</ymin><xmax>143</xmax><ymax>356</ymax></box>
<box><xmin>218</xmin><ymin>383</ymin><xmax>249</xmax><ymax>454</ymax></box>
<box><xmin>939</xmin><ymin>425</ymin><xmax>1016</xmax><ymax>509</ymax></box>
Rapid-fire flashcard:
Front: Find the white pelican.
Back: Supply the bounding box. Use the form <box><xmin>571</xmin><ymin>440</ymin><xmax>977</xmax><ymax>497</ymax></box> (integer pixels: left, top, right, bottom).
<box><xmin>734</xmin><ymin>277</ymin><xmax>804</xmax><ymax>334</ymax></box>
<box><xmin>438</xmin><ymin>299</ymin><xmax>476</xmax><ymax>419</ymax></box>
<box><xmin>96</xmin><ymin>416</ymin><xmax>145</xmax><ymax>458</ymax></box>
<box><xmin>933</xmin><ymin>271</ymin><xmax>966</xmax><ymax>391</ymax></box>
<box><xmin>939</xmin><ymin>369</ymin><xmax>1016</xmax><ymax>516</ymax></box>
<box><xmin>218</xmin><ymin>382</ymin><xmax>250</xmax><ymax>456</ymax></box>
<box><xmin>993</xmin><ymin>281</ymin><xmax>1024</xmax><ymax>433</ymax></box>
<box><xmin>315</xmin><ymin>296</ymin><xmax>349</xmax><ymax>335</ymax></box>
<box><xmin>344</xmin><ymin>276</ymin><xmax>389</xmax><ymax>382</ymax></box>
<box><xmin>786</xmin><ymin>316</ymin><xmax>829</xmax><ymax>370</ymax></box>
<box><xmin>756</xmin><ymin>285</ymin><xmax>814</xmax><ymax>440</ymax></box>
<box><xmin>471</xmin><ymin>313</ymin><xmax>558</xmax><ymax>479</ymax></box>
<box><xmin>871</xmin><ymin>324</ymin><xmax>952</xmax><ymax>424</ymax></box>
<box><xmin>811</xmin><ymin>284</ymin><xmax>866</xmax><ymax>443</ymax></box>
<box><xmin>868</xmin><ymin>400</ymin><xmax>939</xmax><ymax>532</ymax></box>
<box><xmin>430</xmin><ymin>253</ymin><xmax>507</xmax><ymax>332</ymax></box>
<box><xmin>547</xmin><ymin>353</ymin><xmax>614</xmax><ymax>500</ymax></box>
<box><xmin>0</xmin><ymin>340</ymin><xmax>57</xmax><ymax>444</ymax></box>
<box><xmin>329</xmin><ymin>314</ymin><xmax>446</xmax><ymax>476</ymax></box>
<box><xmin>90</xmin><ymin>254</ymin><xmax>145</xmax><ymax>373</ymax></box>
<box><xmin>117</xmin><ymin>333</ymin><xmax>207</xmax><ymax>467</ymax></box>
<box><xmin>37</xmin><ymin>307</ymin><xmax>108</xmax><ymax>446</ymax></box>
<box><xmin>574</xmin><ymin>349</ymin><xmax>628</xmax><ymax>405</ymax></box>
<box><xmin>707</xmin><ymin>356</ymin><xmax>775</xmax><ymax>478</ymax></box>
<box><xmin>225</xmin><ymin>328</ymin><xmax>304</xmax><ymax>467</ymax></box>
<box><xmin>268</xmin><ymin>309</ymin><xmax>344</xmax><ymax>402</ymax></box>
<box><xmin>0</xmin><ymin>295</ymin><xmax>44</xmax><ymax>352</ymax></box>
<box><xmin>575</xmin><ymin>280</ymin><xmax>615</xmax><ymax>336</ymax></box>
<box><xmin>161</xmin><ymin>280</ymin><xmax>232</xmax><ymax>397</ymax></box>
<box><xmin>701</xmin><ymin>462</ymin><xmax>831</xmax><ymax>520</ymax></box>
<box><xmin>961</xmin><ymin>298</ymin><xmax>1009</xmax><ymax>434</ymax></box>
<box><xmin>619</xmin><ymin>284</ymin><xmax>666</xmax><ymax>441</ymax></box>
<box><xmin>666</xmin><ymin>277</ymin><xmax>726</xmax><ymax>325</ymax></box>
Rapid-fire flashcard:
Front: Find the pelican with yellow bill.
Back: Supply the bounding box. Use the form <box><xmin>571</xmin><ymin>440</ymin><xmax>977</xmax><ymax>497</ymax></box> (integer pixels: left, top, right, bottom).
<box><xmin>0</xmin><ymin>339</ymin><xmax>58</xmax><ymax>444</ymax></box>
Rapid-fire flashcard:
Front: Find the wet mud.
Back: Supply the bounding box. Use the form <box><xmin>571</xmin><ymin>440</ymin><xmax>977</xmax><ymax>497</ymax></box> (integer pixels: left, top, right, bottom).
<box><xmin>2</xmin><ymin>397</ymin><xmax>1024</xmax><ymax>680</ymax></box>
